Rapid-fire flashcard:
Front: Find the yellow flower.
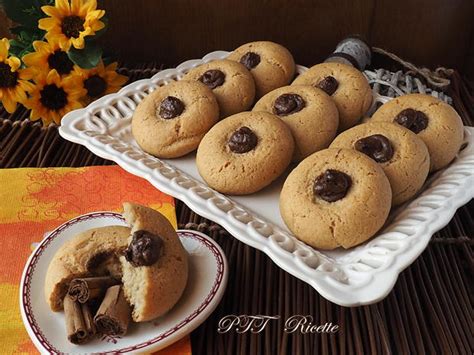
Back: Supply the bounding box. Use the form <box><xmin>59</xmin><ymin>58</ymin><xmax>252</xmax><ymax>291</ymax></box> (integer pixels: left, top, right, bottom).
<box><xmin>22</xmin><ymin>39</ymin><xmax>77</xmax><ymax>78</ymax></box>
<box><xmin>0</xmin><ymin>38</ymin><xmax>35</xmax><ymax>113</ymax></box>
<box><xmin>75</xmin><ymin>60</ymin><xmax>128</xmax><ymax>103</ymax></box>
<box><xmin>39</xmin><ymin>0</ymin><xmax>105</xmax><ymax>51</ymax></box>
<box><xmin>24</xmin><ymin>69</ymin><xmax>86</xmax><ymax>125</ymax></box>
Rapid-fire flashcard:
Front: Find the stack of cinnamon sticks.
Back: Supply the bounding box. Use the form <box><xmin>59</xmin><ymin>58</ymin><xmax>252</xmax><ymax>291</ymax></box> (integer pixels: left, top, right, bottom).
<box><xmin>63</xmin><ymin>276</ymin><xmax>132</xmax><ymax>344</ymax></box>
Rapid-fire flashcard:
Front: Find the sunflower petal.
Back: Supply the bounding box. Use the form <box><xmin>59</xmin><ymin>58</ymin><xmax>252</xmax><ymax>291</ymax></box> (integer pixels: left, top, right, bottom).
<box><xmin>32</xmin><ymin>40</ymin><xmax>50</xmax><ymax>52</ymax></box>
<box><xmin>80</xmin><ymin>0</ymin><xmax>98</xmax><ymax>15</ymax></box>
<box><xmin>0</xmin><ymin>38</ymin><xmax>9</xmax><ymax>60</ymax></box>
<box><xmin>71</xmin><ymin>37</ymin><xmax>85</xmax><ymax>49</ymax></box>
<box><xmin>46</xmin><ymin>69</ymin><xmax>61</xmax><ymax>85</ymax></box>
<box><xmin>22</xmin><ymin>51</ymin><xmax>45</xmax><ymax>68</ymax></box>
<box><xmin>38</xmin><ymin>17</ymin><xmax>59</xmax><ymax>30</ymax></box>
<box><xmin>30</xmin><ymin>109</ymin><xmax>41</xmax><ymax>121</ymax></box>
<box><xmin>18</xmin><ymin>79</ymin><xmax>36</xmax><ymax>92</ymax></box>
<box><xmin>56</xmin><ymin>0</ymin><xmax>71</xmax><ymax>14</ymax></box>
<box><xmin>41</xmin><ymin>5</ymin><xmax>62</xmax><ymax>18</ymax></box>
<box><xmin>90</xmin><ymin>20</ymin><xmax>105</xmax><ymax>32</ymax></box>
<box><xmin>7</xmin><ymin>57</ymin><xmax>21</xmax><ymax>71</ymax></box>
<box><xmin>106</xmin><ymin>62</ymin><xmax>118</xmax><ymax>72</ymax></box>
<box><xmin>1</xmin><ymin>93</ymin><xmax>17</xmax><ymax>113</ymax></box>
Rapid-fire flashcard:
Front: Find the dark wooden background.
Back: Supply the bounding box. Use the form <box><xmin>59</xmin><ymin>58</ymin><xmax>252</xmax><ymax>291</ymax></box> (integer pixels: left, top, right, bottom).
<box><xmin>1</xmin><ymin>0</ymin><xmax>474</xmax><ymax>76</ymax></box>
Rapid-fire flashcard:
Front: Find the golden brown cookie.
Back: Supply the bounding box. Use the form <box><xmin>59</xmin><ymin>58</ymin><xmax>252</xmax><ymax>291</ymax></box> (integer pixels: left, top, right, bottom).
<box><xmin>132</xmin><ymin>80</ymin><xmax>219</xmax><ymax>158</ymax></box>
<box><xmin>183</xmin><ymin>59</ymin><xmax>255</xmax><ymax>118</ymax></box>
<box><xmin>280</xmin><ymin>148</ymin><xmax>392</xmax><ymax>250</ymax></box>
<box><xmin>370</xmin><ymin>93</ymin><xmax>464</xmax><ymax>172</ymax></box>
<box><xmin>120</xmin><ymin>202</ymin><xmax>188</xmax><ymax>322</ymax></box>
<box><xmin>44</xmin><ymin>226</ymin><xmax>130</xmax><ymax>312</ymax></box>
<box><xmin>227</xmin><ymin>41</ymin><xmax>295</xmax><ymax>98</ymax></box>
<box><xmin>196</xmin><ymin>111</ymin><xmax>294</xmax><ymax>195</ymax></box>
<box><xmin>292</xmin><ymin>62</ymin><xmax>372</xmax><ymax>131</ymax></box>
<box><xmin>330</xmin><ymin>122</ymin><xmax>430</xmax><ymax>205</ymax></box>
<box><xmin>44</xmin><ymin>203</ymin><xmax>188</xmax><ymax>323</ymax></box>
<box><xmin>253</xmin><ymin>85</ymin><xmax>339</xmax><ymax>161</ymax></box>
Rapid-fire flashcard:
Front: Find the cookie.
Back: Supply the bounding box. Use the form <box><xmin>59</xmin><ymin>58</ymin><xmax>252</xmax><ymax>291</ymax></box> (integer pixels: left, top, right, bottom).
<box><xmin>330</xmin><ymin>122</ymin><xmax>430</xmax><ymax>205</ymax></box>
<box><xmin>45</xmin><ymin>226</ymin><xmax>130</xmax><ymax>312</ymax></box>
<box><xmin>196</xmin><ymin>111</ymin><xmax>294</xmax><ymax>195</ymax></box>
<box><xmin>292</xmin><ymin>62</ymin><xmax>372</xmax><ymax>131</ymax></box>
<box><xmin>227</xmin><ymin>41</ymin><xmax>295</xmax><ymax>98</ymax></box>
<box><xmin>44</xmin><ymin>203</ymin><xmax>188</xmax><ymax>322</ymax></box>
<box><xmin>370</xmin><ymin>93</ymin><xmax>464</xmax><ymax>172</ymax></box>
<box><xmin>280</xmin><ymin>148</ymin><xmax>392</xmax><ymax>250</ymax></box>
<box><xmin>121</xmin><ymin>202</ymin><xmax>188</xmax><ymax>322</ymax></box>
<box><xmin>132</xmin><ymin>80</ymin><xmax>219</xmax><ymax>158</ymax></box>
<box><xmin>183</xmin><ymin>59</ymin><xmax>255</xmax><ymax>117</ymax></box>
<box><xmin>253</xmin><ymin>85</ymin><xmax>339</xmax><ymax>161</ymax></box>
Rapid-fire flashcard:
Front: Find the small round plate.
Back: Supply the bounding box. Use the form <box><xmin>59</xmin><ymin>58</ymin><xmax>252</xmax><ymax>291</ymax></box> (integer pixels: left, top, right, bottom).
<box><xmin>20</xmin><ymin>211</ymin><xmax>228</xmax><ymax>354</ymax></box>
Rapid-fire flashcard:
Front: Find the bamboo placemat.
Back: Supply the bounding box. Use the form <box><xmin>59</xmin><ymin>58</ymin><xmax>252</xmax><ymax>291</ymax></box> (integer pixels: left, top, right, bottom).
<box><xmin>0</xmin><ymin>64</ymin><xmax>472</xmax><ymax>354</ymax></box>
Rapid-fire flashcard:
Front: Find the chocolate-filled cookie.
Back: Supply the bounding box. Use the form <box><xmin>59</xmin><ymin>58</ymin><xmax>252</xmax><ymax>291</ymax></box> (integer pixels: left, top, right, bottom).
<box><xmin>292</xmin><ymin>62</ymin><xmax>372</xmax><ymax>131</ymax></box>
<box><xmin>253</xmin><ymin>85</ymin><xmax>339</xmax><ymax>161</ymax></box>
<box><xmin>227</xmin><ymin>41</ymin><xmax>295</xmax><ymax>98</ymax></box>
<box><xmin>196</xmin><ymin>111</ymin><xmax>294</xmax><ymax>195</ymax></box>
<box><xmin>280</xmin><ymin>148</ymin><xmax>391</xmax><ymax>250</ymax></box>
<box><xmin>330</xmin><ymin>122</ymin><xmax>430</xmax><ymax>205</ymax></box>
<box><xmin>131</xmin><ymin>80</ymin><xmax>219</xmax><ymax>158</ymax></box>
<box><xmin>371</xmin><ymin>93</ymin><xmax>464</xmax><ymax>172</ymax></box>
<box><xmin>184</xmin><ymin>59</ymin><xmax>255</xmax><ymax>117</ymax></box>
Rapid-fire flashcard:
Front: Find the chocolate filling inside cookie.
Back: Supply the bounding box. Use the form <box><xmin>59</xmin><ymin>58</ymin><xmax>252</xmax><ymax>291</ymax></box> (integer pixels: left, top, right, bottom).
<box><xmin>158</xmin><ymin>96</ymin><xmax>185</xmax><ymax>119</ymax></box>
<box><xmin>273</xmin><ymin>93</ymin><xmax>306</xmax><ymax>116</ymax></box>
<box><xmin>124</xmin><ymin>230</ymin><xmax>163</xmax><ymax>267</ymax></box>
<box><xmin>316</xmin><ymin>76</ymin><xmax>339</xmax><ymax>96</ymax></box>
<box><xmin>239</xmin><ymin>52</ymin><xmax>261</xmax><ymax>70</ymax></box>
<box><xmin>199</xmin><ymin>69</ymin><xmax>226</xmax><ymax>89</ymax></box>
<box><xmin>354</xmin><ymin>134</ymin><xmax>394</xmax><ymax>163</ymax></box>
<box><xmin>228</xmin><ymin>126</ymin><xmax>258</xmax><ymax>153</ymax></box>
<box><xmin>393</xmin><ymin>108</ymin><xmax>428</xmax><ymax>134</ymax></box>
<box><xmin>313</xmin><ymin>169</ymin><xmax>352</xmax><ymax>202</ymax></box>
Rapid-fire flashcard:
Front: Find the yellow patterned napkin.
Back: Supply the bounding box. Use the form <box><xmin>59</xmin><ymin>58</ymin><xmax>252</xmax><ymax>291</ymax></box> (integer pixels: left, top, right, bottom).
<box><xmin>0</xmin><ymin>166</ymin><xmax>191</xmax><ymax>354</ymax></box>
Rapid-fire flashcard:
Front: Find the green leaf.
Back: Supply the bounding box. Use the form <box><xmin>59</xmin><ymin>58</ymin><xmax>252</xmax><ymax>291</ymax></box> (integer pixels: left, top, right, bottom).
<box><xmin>8</xmin><ymin>29</ymin><xmax>44</xmax><ymax>59</ymax></box>
<box><xmin>68</xmin><ymin>42</ymin><xmax>103</xmax><ymax>69</ymax></box>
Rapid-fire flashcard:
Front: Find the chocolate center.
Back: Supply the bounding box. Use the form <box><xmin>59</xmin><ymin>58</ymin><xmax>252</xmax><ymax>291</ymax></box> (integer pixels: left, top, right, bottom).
<box><xmin>228</xmin><ymin>126</ymin><xmax>258</xmax><ymax>153</ymax></box>
<box><xmin>239</xmin><ymin>52</ymin><xmax>261</xmax><ymax>70</ymax></box>
<box><xmin>84</xmin><ymin>75</ymin><xmax>107</xmax><ymax>98</ymax></box>
<box><xmin>159</xmin><ymin>96</ymin><xmax>185</xmax><ymax>119</ymax></box>
<box><xmin>39</xmin><ymin>84</ymin><xmax>68</xmax><ymax>111</ymax></box>
<box><xmin>393</xmin><ymin>108</ymin><xmax>428</xmax><ymax>134</ymax></box>
<box><xmin>354</xmin><ymin>134</ymin><xmax>394</xmax><ymax>163</ymax></box>
<box><xmin>61</xmin><ymin>15</ymin><xmax>85</xmax><ymax>38</ymax></box>
<box><xmin>199</xmin><ymin>69</ymin><xmax>225</xmax><ymax>89</ymax></box>
<box><xmin>273</xmin><ymin>93</ymin><xmax>306</xmax><ymax>116</ymax></box>
<box><xmin>0</xmin><ymin>62</ymin><xmax>18</xmax><ymax>88</ymax></box>
<box><xmin>317</xmin><ymin>76</ymin><xmax>339</xmax><ymax>95</ymax></box>
<box><xmin>124</xmin><ymin>230</ymin><xmax>163</xmax><ymax>267</ymax></box>
<box><xmin>47</xmin><ymin>50</ymin><xmax>74</xmax><ymax>75</ymax></box>
<box><xmin>313</xmin><ymin>169</ymin><xmax>352</xmax><ymax>202</ymax></box>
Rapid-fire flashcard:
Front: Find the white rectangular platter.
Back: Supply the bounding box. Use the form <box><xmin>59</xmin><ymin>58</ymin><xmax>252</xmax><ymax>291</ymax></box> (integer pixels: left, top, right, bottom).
<box><xmin>59</xmin><ymin>50</ymin><xmax>474</xmax><ymax>306</ymax></box>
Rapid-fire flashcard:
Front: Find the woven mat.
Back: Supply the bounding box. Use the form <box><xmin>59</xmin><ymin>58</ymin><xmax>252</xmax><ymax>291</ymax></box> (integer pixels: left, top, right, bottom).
<box><xmin>1</xmin><ymin>64</ymin><xmax>473</xmax><ymax>354</ymax></box>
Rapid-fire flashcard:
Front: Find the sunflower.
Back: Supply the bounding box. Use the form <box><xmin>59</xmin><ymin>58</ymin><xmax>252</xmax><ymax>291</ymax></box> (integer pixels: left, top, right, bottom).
<box><xmin>25</xmin><ymin>69</ymin><xmax>86</xmax><ymax>125</ymax></box>
<box><xmin>39</xmin><ymin>0</ymin><xmax>105</xmax><ymax>51</ymax></box>
<box><xmin>75</xmin><ymin>60</ymin><xmax>128</xmax><ymax>103</ymax></box>
<box><xmin>0</xmin><ymin>38</ymin><xmax>35</xmax><ymax>113</ymax></box>
<box><xmin>22</xmin><ymin>39</ymin><xmax>77</xmax><ymax>78</ymax></box>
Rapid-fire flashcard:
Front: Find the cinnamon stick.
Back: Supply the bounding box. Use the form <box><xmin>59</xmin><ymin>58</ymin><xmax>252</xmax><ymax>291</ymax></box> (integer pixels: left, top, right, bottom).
<box><xmin>81</xmin><ymin>303</ymin><xmax>97</xmax><ymax>337</ymax></box>
<box><xmin>63</xmin><ymin>296</ymin><xmax>89</xmax><ymax>344</ymax></box>
<box><xmin>94</xmin><ymin>285</ymin><xmax>131</xmax><ymax>336</ymax></box>
<box><xmin>68</xmin><ymin>276</ymin><xmax>119</xmax><ymax>303</ymax></box>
